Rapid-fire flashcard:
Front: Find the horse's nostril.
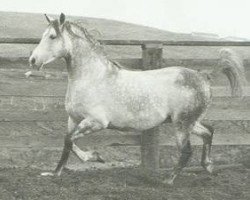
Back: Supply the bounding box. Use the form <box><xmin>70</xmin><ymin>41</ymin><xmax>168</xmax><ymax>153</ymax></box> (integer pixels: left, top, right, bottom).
<box><xmin>31</xmin><ymin>57</ymin><xmax>36</xmax><ymax>65</ymax></box>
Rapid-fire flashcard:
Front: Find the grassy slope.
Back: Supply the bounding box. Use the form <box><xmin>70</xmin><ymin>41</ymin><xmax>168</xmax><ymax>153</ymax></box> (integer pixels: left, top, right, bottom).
<box><xmin>0</xmin><ymin>11</ymin><xmax>232</xmax><ymax>59</ymax></box>
<box><xmin>0</xmin><ymin>11</ymin><xmax>249</xmax><ymax>59</ymax></box>
<box><xmin>0</xmin><ymin>11</ymin><xmax>206</xmax><ymax>40</ymax></box>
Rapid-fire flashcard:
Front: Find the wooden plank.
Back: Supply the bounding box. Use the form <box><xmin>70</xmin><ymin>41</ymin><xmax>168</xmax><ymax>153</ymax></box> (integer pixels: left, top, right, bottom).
<box><xmin>0</xmin><ymin>145</ymin><xmax>142</xmax><ymax>170</ymax></box>
<box><xmin>1</xmin><ymin>144</ymin><xmax>249</xmax><ymax>170</ymax></box>
<box><xmin>161</xmin><ymin>133</ymin><xmax>250</xmax><ymax>146</ymax></box>
<box><xmin>0</xmin><ymin>110</ymin><xmax>67</xmax><ymax>122</ymax></box>
<box><xmin>163</xmin><ymin>58</ymin><xmax>250</xmax><ymax>68</ymax></box>
<box><xmin>211</xmin><ymin>87</ymin><xmax>250</xmax><ymax>97</ymax></box>
<box><xmin>0</xmin><ymin>57</ymin><xmax>67</xmax><ymax>71</ymax></box>
<box><xmin>101</xmin><ymin>40</ymin><xmax>250</xmax><ymax>46</ymax></box>
<box><xmin>205</xmin><ymin>108</ymin><xmax>250</xmax><ymax>121</ymax></box>
<box><xmin>2</xmin><ymin>38</ymin><xmax>250</xmax><ymax>46</ymax></box>
<box><xmin>1</xmin><ymin>145</ymin><xmax>249</xmax><ymax>170</ymax></box>
<box><xmin>0</xmin><ymin>96</ymin><xmax>67</xmax><ymax>121</ymax></box>
<box><xmin>0</xmin><ymin>68</ymin><xmax>68</xmax><ymax>80</ymax></box>
<box><xmin>0</xmin><ymin>37</ymin><xmax>40</xmax><ymax>44</ymax></box>
<box><xmin>0</xmin><ymin>58</ymin><xmax>142</xmax><ymax>71</ymax></box>
<box><xmin>0</xmin><ymin>120</ymin><xmax>249</xmax><ymax>138</ymax></box>
<box><xmin>0</xmin><ymin>96</ymin><xmax>64</xmax><ymax>110</ymax></box>
<box><xmin>0</xmin><ymin>78</ymin><xmax>66</xmax><ymax>97</ymax></box>
<box><xmin>0</xmin><ymin>134</ymin><xmax>141</xmax><ymax>148</ymax></box>
<box><xmin>0</xmin><ymin>132</ymin><xmax>250</xmax><ymax>148</ymax></box>
<box><xmin>160</xmin><ymin>145</ymin><xmax>250</xmax><ymax>168</ymax></box>
<box><xmin>0</xmin><ymin>120</ymin><xmax>248</xmax><ymax>141</ymax></box>
<box><xmin>0</xmin><ymin>121</ymin><xmax>250</xmax><ymax>169</ymax></box>
<box><xmin>0</xmin><ymin>121</ymin><xmax>68</xmax><ymax>137</ymax></box>
<box><xmin>0</xmin><ymin>96</ymin><xmax>249</xmax><ymax>121</ymax></box>
<box><xmin>115</xmin><ymin>58</ymin><xmax>142</xmax><ymax>69</ymax></box>
<box><xmin>1</xmin><ymin>57</ymin><xmax>250</xmax><ymax>72</ymax></box>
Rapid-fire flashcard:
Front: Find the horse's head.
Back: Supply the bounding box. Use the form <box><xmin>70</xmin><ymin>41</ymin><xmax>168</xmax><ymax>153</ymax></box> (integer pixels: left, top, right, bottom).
<box><xmin>29</xmin><ymin>13</ymin><xmax>67</xmax><ymax>70</ymax></box>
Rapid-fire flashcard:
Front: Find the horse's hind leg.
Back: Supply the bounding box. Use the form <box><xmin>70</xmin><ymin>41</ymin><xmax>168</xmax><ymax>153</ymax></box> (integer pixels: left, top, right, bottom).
<box><xmin>192</xmin><ymin>122</ymin><xmax>214</xmax><ymax>173</ymax></box>
<box><xmin>164</xmin><ymin>125</ymin><xmax>192</xmax><ymax>185</ymax></box>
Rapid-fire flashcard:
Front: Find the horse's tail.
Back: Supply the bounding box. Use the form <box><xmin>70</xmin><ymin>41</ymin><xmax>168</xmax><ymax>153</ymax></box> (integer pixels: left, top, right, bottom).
<box><xmin>209</xmin><ymin>48</ymin><xmax>247</xmax><ymax>97</ymax></box>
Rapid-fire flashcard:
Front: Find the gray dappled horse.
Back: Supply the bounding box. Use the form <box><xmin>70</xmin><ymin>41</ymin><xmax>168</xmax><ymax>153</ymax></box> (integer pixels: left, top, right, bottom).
<box><xmin>29</xmin><ymin>13</ymin><xmax>246</xmax><ymax>184</ymax></box>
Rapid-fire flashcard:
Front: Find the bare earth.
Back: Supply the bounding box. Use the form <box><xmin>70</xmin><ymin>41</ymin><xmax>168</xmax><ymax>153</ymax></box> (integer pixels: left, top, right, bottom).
<box><xmin>1</xmin><ymin>166</ymin><xmax>250</xmax><ymax>200</ymax></box>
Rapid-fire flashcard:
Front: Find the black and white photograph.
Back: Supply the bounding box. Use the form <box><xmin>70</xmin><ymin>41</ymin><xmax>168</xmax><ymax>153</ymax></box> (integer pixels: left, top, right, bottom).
<box><xmin>0</xmin><ymin>0</ymin><xmax>250</xmax><ymax>199</ymax></box>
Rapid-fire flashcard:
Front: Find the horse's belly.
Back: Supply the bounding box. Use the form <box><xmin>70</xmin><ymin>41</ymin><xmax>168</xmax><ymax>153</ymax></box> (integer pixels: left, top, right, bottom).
<box><xmin>109</xmin><ymin>106</ymin><xmax>168</xmax><ymax>131</ymax></box>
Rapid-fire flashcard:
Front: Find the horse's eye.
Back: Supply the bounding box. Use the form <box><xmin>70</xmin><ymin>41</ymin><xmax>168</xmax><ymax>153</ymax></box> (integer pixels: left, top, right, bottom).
<box><xmin>49</xmin><ymin>35</ymin><xmax>56</xmax><ymax>40</ymax></box>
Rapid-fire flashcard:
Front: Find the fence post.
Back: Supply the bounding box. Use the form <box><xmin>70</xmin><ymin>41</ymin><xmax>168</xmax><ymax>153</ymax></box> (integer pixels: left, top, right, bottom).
<box><xmin>142</xmin><ymin>43</ymin><xmax>163</xmax><ymax>69</ymax></box>
<box><xmin>140</xmin><ymin>43</ymin><xmax>163</xmax><ymax>170</ymax></box>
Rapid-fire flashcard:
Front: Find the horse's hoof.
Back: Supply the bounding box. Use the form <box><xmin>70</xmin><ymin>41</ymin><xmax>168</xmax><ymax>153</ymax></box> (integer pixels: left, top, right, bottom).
<box><xmin>206</xmin><ymin>164</ymin><xmax>214</xmax><ymax>174</ymax></box>
<box><xmin>41</xmin><ymin>172</ymin><xmax>55</xmax><ymax>176</ymax></box>
<box><xmin>202</xmin><ymin>161</ymin><xmax>214</xmax><ymax>174</ymax></box>
<box><xmin>96</xmin><ymin>155</ymin><xmax>105</xmax><ymax>163</ymax></box>
<box><xmin>162</xmin><ymin>179</ymin><xmax>174</xmax><ymax>185</ymax></box>
<box><xmin>92</xmin><ymin>151</ymin><xmax>105</xmax><ymax>163</ymax></box>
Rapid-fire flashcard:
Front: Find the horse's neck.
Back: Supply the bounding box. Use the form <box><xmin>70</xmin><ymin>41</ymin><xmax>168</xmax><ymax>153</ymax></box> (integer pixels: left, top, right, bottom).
<box><xmin>65</xmin><ymin>38</ymin><xmax>110</xmax><ymax>82</ymax></box>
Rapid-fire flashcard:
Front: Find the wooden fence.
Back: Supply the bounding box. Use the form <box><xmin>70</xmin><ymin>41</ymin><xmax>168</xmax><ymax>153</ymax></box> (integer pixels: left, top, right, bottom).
<box><xmin>0</xmin><ymin>38</ymin><xmax>250</xmax><ymax>171</ymax></box>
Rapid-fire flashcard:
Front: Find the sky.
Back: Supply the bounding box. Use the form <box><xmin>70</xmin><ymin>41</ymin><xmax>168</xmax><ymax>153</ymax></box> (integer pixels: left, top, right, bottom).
<box><xmin>1</xmin><ymin>0</ymin><xmax>250</xmax><ymax>39</ymax></box>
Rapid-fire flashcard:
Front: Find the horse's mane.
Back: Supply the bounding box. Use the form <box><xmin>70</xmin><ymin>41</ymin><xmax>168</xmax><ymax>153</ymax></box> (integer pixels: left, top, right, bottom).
<box><xmin>63</xmin><ymin>21</ymin><xmax>103</xmax><ymax>52</ymax></box>
<box><xmin>62</xmin><ymin>21</ymin><xmax>138</xmax><ymax>71</ymax></box>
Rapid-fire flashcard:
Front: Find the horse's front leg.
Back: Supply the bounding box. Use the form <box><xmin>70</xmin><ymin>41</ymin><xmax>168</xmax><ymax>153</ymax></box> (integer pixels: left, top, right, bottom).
<box><xmin>41</xmin><ymin>117</ymin><xmax>77</xmax><ymax>176</ymax></box>
<box><xmin>41</xmin><ymin>117</ymin><xmax>105</xmax><ymax>176</ymax></box>
<box><xmin>70</xmin><ymin>119</ymin><xmax>105</xmax><ymax>163</ymax></box>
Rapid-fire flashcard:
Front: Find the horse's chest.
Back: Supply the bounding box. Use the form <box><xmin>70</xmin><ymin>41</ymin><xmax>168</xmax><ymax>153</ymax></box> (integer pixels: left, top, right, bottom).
<box><xmin>65</xmin><ymin>83</ymin><xmax>106</xmax><ymax>121</ymax></box>
<box><xmin>65</xmin><ymin>99</ymin><xmax>86</xmax><ymax>121</ymax></box>
<box><xmin>65</xmin><ymin>87</ymin><xmax>89</xmax><ymax>120</ymax></box>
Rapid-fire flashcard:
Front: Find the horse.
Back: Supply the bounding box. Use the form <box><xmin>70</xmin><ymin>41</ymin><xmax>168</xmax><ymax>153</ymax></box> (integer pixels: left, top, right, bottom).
<box><xmin>29</xmin><ymin>13</ymin><xmax>247</xmax><ymax>185</ymax></box>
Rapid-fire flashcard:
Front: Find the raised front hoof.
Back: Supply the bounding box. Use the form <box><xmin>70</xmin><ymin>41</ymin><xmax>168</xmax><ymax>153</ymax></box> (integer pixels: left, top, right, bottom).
<box><xmin>96</xmin><ymin>155</ymin><xmax>105</xmax><ymax>163</ymax></box>
<box><xmin>90</xmin><ymin>151</ymin><xmax>105</xmax><ymax>163</ymax></box>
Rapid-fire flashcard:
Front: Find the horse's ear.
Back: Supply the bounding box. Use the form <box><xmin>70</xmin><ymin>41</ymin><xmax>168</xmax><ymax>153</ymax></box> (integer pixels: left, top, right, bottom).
<box><xmin>59</xmin><ymin>13</ymin><xmax>66</xmax><ymax>25</ymax></box>
<box><xmin>44</xmin><ymin>14</ymin><xmax>53</xmax><ymax>23</ymax></box>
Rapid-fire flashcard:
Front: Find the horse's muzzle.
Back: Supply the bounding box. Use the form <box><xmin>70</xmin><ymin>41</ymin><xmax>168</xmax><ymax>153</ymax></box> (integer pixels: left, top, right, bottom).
<box><xmin>29</xmin><ymin>56</ymin><xmax>43</xmax><ymax>70</ymax></box>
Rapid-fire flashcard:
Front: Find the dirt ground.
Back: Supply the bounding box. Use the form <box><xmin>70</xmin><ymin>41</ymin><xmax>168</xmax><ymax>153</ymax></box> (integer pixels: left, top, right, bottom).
<box><xmin>1</xmin><ymin>165</ymin><xmax>250</xmax><ymax>200</ymax></box>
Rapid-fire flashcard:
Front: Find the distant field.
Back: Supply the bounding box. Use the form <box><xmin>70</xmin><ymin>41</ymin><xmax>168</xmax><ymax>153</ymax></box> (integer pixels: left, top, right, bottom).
<box><xmin>1</xmin><ymin>11</ymin><xmax>250</xmax><ymax>60</ymax></box>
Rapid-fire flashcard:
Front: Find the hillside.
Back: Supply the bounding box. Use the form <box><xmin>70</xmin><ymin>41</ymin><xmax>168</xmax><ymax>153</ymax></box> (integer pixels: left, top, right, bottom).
<box><xmin>0</xmin><ymin>11</ymin><xmax>249</xmax><ymax>59</ymax></box>
<box><xmin>0</xmin><ymin>11</ymin><xmax>208</xmax><ymax>40</ymax></box>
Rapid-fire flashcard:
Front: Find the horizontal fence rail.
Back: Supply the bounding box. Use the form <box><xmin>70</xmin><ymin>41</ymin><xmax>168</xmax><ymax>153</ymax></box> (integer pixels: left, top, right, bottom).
<box><xmin>1</xmin><ymin>37</ymin><xmax>250</xmax><ymax>46</ymax></box>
